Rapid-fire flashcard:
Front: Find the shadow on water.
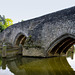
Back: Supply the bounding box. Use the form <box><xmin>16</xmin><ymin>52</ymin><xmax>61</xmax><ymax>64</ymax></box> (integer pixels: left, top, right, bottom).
<box><xmin>0</xmin><ymin>55</ymin><xmax>75</xmax><ymax>75</ymax></box>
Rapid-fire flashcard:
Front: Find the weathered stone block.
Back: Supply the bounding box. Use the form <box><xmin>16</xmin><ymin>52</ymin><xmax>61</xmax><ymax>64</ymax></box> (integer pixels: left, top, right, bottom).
<box><xmin>22</xmin><ymin>48</ymin><xmax>45</xmax><ymax>57</ymax></box>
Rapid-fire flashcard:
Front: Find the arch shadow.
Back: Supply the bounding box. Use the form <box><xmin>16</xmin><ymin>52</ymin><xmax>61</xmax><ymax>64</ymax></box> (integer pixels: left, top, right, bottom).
<box><xmin>13</xmin><ymin>32</ymin><xmax>27</xmax><ymax>46</ymax></box>
<box><xmin>47</xmin><ymin>34</ymin><xmax>75</xmax><ymax>56</ymax></box>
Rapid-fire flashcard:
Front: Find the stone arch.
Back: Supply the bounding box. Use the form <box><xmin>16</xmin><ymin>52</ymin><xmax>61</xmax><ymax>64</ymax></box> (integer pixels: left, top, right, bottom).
<box><xmin>47</xmin><ymin>34</ymin><xmax>75</xmax><ymax>56</ymax></box>
<box><xmin>14</xmin><ymin>32</ymin><xmax>27</xmax><ymax>46</ymax></box>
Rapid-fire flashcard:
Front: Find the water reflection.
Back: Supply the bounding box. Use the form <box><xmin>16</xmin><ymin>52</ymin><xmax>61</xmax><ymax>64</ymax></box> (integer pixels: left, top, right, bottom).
<box><xmin>0</xmin><ymin>55</ymin><xmax>75</xmax><ymax>75</ymax></box>
<box><xmin>0</xmin><ymin>67</ymin><xmax>14</xmax><ymax>75</ymax></box>
<box><xmin>67</xmin><ymin>53</ymin><xmax>75</xmax><ymax>71</ymax></box>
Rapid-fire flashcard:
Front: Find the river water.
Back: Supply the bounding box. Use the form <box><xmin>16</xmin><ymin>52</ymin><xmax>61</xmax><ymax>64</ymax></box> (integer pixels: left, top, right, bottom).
<box><xmin>0</xmin><ymin>52</ymin><xmax>75</xmax><ymax>75</ymax></box>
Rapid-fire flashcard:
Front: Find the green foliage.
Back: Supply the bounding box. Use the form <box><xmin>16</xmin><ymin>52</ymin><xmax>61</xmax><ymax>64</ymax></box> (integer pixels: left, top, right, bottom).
<box><xmin>24</xmin><ymin>35</ymin><xmax>33</xmax><ymax>47</ymax></box>
<box><xmin>0</xmin><ymin>24</ymin><xmax>5</xmax><ymax>32</ymax></box>
<box><xmin>0</xmin><ymin>15</ymin><xmax>5</xmax><ymax>25</ymax></box>
<box><xmin>24</xmin><ymin>35</ymin><xmax>42</xmax><ymax>49</ymax></box>
<box><xmin>0</xmin><ymin>15</ymin><xmax>13</xmax><ymax>32</ymax></box>
<box><xmin>21</xmin><ymin>20</ymin><xmax>24</xmax><ymax>22</ymax></box>
<box><xmin>4</xmin><ymin>18</ymin><xmax>13</xmax><ymax>28</ymax></box>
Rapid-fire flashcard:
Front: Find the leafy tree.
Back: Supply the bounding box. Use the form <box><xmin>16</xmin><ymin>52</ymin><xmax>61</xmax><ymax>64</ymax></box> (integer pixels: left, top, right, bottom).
<box><xmin>0</xmin><ymin>24</ymin><xmax>5</xmax><ymax>32</ymax></box>
<box><xmin>4</xmin><ymin>18</ymin><xmax>13</xmax><ymax>28</ymax></box>
<box><xmin>0</xmin><ymin>15</ymin><xmax>13</xmax><ymax>32</ymax></box>
<box><xmin>0</xmin><ymin>15</ymin><xmax>5</xmax><ymax>24</ymax></box>
<box><xmin>0</xmin><ymin>15</ymin><xmax>5</xmax><ymax>32</ymax></box>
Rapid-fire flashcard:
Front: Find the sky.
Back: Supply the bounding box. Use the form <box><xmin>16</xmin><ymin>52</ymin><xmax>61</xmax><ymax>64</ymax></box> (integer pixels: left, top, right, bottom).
<box><xmin>0</xmin><ymin>0</ymin><xmax>75</xmax><ymax>24</ymax></box>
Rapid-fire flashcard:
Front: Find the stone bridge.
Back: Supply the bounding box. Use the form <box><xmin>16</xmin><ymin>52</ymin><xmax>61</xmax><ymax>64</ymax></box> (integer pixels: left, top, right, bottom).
<box><xmin>0</xmin><ymin>6</ymin><xmax>75</xmax><ymax>57</ymax></box>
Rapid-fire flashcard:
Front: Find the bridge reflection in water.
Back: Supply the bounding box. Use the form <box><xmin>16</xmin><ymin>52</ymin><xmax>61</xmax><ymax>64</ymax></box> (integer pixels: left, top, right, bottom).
<box><xmin>0</xmin><ymin>54</ymin><xmax>75</xmax><ymax>75</ymax></box>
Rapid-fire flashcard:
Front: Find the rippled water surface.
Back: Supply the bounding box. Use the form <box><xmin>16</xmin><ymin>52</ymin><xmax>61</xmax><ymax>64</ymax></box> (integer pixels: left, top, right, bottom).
<box><xmin>0</xmin><ymin>53</ymin><xmax>75</xmax><ymax>75</ymax></box>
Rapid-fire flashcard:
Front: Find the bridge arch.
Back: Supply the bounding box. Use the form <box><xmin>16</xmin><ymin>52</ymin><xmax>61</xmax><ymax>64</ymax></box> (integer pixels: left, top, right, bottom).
<box><xmin>14</xmin><ymin>32</ymin><xmax>27</xmax><ymax>46</ymax></box>
<box><xmin>47</xmin><ymin>34</ymin><xmax>75</xmax><ymax>56</ymax></box>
